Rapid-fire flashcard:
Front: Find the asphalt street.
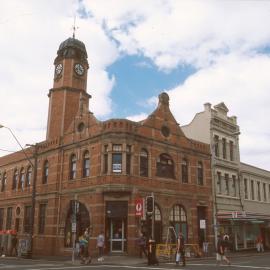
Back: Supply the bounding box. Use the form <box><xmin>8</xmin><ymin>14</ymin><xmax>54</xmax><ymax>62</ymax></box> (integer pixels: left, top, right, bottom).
<box><xmin>0</xmin><ymin>255</ymin><xmax>270</xmax><ymax>270</ymax></box>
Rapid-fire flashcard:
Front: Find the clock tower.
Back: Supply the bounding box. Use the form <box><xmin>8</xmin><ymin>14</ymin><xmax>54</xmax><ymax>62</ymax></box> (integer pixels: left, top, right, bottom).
<box><xmin>46</xmin><ymin>37</ymin><xmax>91</xmax><ymax>140</ymax></box>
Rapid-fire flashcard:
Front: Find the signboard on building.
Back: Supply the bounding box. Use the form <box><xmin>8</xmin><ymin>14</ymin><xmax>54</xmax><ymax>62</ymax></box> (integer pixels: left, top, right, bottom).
<box><xmin>71</xmin><ymin>222</ymin><xmax>76</xmax><ymax>233</ymax></box>
<box><xmin>135</xmin><ymin>198</ymin><xmax>144</xmax><ymax>217</ymax></box>
<box><xmin>200</xmin><ymin>219</ymin><xmax>206</xmax><ymax>229</ymax></box>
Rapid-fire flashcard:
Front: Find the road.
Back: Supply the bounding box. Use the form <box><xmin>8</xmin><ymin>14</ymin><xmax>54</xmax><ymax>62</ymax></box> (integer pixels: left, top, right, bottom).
<box><xmin>0</xmin><ymin>255</ymin><xmax>270</xmax><ymax>270</ymax></box>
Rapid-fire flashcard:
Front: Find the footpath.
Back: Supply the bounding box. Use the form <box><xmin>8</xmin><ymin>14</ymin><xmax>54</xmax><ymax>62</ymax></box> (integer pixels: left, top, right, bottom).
<box><xmin>1</xmin><ymin>250</ymin><xmax>269</xmax><ymax>266</ymax></box>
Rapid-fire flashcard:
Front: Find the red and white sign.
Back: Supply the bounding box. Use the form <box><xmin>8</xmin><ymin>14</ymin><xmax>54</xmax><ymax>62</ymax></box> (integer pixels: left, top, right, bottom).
<box><xmin>135</xmin><ymin>198</ymin><xmax>144</xmax><ymax>217</ymax></box>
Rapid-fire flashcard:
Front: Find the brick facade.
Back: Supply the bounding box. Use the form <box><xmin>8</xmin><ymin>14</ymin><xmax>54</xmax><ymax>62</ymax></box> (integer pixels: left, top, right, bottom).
<box><xmin>0</xmin><ymin>37</ymin><xmax>213</xmax><ymax>257</ymax></box>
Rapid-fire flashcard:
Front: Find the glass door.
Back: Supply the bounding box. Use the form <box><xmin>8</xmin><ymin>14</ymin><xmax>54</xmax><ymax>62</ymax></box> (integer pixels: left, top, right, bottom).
<box><xmin>110</xmin><ymin>218</ymin><xmax>126</xmax><ymax>252</ymax></box>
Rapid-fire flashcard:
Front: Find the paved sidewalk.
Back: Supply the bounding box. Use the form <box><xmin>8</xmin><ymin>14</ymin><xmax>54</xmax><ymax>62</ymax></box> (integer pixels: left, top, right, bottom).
<box><xmin>2</xmin><ymin>250</ymin><xmax>269</xmax><ymax>266</ymax></box>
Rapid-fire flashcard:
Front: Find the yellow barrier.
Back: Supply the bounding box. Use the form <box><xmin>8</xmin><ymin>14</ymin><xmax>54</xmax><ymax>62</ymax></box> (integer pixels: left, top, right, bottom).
<box><xmin>156</xmin><ymin>243</ymin><xmax>202</xmax><ymax>260</ymax></box>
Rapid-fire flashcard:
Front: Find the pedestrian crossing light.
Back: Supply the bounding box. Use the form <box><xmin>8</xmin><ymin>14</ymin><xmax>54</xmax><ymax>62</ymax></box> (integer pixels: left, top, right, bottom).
<box><xmin>146</xmin><ymin>196</ymin><xmax>154</xmax><ymax>215</ymax></box>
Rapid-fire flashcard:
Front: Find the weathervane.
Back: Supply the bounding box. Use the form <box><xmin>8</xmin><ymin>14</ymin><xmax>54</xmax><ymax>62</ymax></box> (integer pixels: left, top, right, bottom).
<box><xmin>72</xmin><ymin>15</ymin><xmax>79</xmax><ymax>38</ymax></box>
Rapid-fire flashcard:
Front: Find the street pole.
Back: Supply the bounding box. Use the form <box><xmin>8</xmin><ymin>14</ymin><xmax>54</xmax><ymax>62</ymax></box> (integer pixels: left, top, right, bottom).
<box><xmin>151</xmin><ymin>192</ymin><xmax>154</xmax><ymax>240</ymax></box>
<box><xmin>28</xmin><ymin>144</ymin><xmax>38</xmax><ymax>258</ymax></box>
<box><xmin>72</xmin><ymin>195</ymin><xmax>78</xmax><ymax>264</ymax></box>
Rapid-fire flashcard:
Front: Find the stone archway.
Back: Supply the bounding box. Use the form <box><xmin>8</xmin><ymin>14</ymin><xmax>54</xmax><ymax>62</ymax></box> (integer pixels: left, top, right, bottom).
<box><xmin>64</xmin><ymin>200</ymin><xmax>90</xmax><ymax>247</ymax></box>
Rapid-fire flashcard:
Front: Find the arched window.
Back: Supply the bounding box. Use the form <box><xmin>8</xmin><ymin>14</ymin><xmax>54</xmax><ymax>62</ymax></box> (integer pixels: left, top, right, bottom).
<box><xmin>182</xmin><ymin>158</ymin><xmax>188</xmax><ymax>183</ymax></box>
<box><xmin>64</xmin><ymin>201</ymin><xmax>90</xmax><ymax>247</ymax></box>
<box><xmin>197</xmin><ymin>161</ymin><xmax>203</xmax><ymax>185</ymax></box>
<box><xmin>70</xmin><ymin>154</ymin><xmax>77</xmax><ymax>180</ymax></box>
<box><xmin>140</xmin><ymin>149</ymin><xmax>148</xmax><ymax>177</ymax></box>
<box><xmin>18</xmin><ymin>168</ymin><xmax>25</xmax><ymax>190</ymax></box>
<box><xmin>43</xmin><ymin>160</ymin><xmax>49</xmax><ymax>184</ymax></box>
<box><xmin>12</xmin><ymin>169</ymin><xmax>18</xmax><ymax>190</ymax></box>
<box><xmin>26</xmin><ymin>166</ymin><xmax>32</xmax><ymax>187</ymax></box>
<box><xmin>82</xmin><ymin>151</ymin><xmax>90</xmax><ymax>178</ymax></box>
<box><xmin>1</xmin><ymin>172</ymin><xmax>6</xmax><ymax>192</ymax></box>
<box><xmin>169</xmin><ymin>205</ymin><xmax>187</xmax><ymax>241</ymax></box>
<box><xmin>156</xmin><ymin>153</ymin><xmax>174</xmax><ymax>179</ymax></box>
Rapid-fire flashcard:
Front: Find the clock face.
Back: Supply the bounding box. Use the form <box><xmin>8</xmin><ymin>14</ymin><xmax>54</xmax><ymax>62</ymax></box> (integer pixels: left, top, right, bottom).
<box><xmin>74</xmin><ymin>63</ymin><xmax>85</xmax><ymax>76</ymax></box>
<box><xmin>55</xmin><ymin>63</ymin><xmax>63</xmax><ymax>76</ymax></box>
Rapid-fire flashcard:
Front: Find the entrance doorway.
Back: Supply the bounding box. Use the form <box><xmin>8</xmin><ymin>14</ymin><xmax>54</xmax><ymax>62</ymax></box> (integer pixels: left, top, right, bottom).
<box><xmin>109</xmin><ymin>218</ymin><xmax>126</xmax><ymax>252</ymax></box>
<box><xmin>106</xmin><ymin>201</ymin><xmax>128</xmax><ymax>253</ymax></box>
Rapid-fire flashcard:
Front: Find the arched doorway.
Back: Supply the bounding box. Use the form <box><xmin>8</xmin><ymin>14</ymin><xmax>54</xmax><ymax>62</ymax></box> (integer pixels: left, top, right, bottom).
<box><xmin>64</xmin><ymin>200</ymin><xmax>90</xmax><ymax>247</ymax></box>
<box><xmin>169</xmin><ymin>204</ymin><xmax>187</xmax><ymax>242</ymax></box>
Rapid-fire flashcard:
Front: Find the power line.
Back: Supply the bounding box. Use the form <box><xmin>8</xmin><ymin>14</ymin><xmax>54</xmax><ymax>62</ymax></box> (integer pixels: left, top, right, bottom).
<box><xmin>0</xmin><ymin>148</ymin><xmax>16</xmax><ymax>153</ymax></box>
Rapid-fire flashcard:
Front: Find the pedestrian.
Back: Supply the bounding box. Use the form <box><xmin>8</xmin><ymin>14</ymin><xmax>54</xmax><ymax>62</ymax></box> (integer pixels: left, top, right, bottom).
<box><xmin>96</xmin><ymin>231</ymin><xmax>105</xmax><ymax>262</ymax></box>
<box><xmin>10</xmin><ymin>234</ymin><xmax>18</xmax><ymax>257</ymax></box>
<box><xmin>138</xmin><ymin>232</ymin><xmax>147</xmax><ymax>258</ymax></box>
<box><xmin>176</xmin><ymin>232</ymin><xmax>186</xmax><ymax>266</ymax></box>
<box><xmin>147</xmin><ymin>237</ymin><xmax>159</xmax><ymax>265</ymax></box>
<box><xmin>256</xmin><ymin>234</ymin><xmax>264</xmax><ymax>252</ymax></box>
<box><xmin>203</xmin><ymin>241</ymin><xmax>209</xmax><ymax>257</ymax></box>
<box><xmin>216</xmin><ymin>235</ymin><xmax>230</xmax><ymax>266</ymax></box>
<box><xmin>79</xmin><ymin>228</ymin><xmax>91</xmax><ymax>264</ymax></box>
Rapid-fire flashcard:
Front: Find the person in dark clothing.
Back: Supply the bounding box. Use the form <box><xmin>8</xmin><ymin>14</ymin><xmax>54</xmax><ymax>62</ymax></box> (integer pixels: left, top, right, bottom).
<box><xmin>138</xmin><ymin>232</ymin><xmax>147</xmax><ymax>258</ymax></box>
<box><xmin>216</xmin><ymin>235</ymin><xmax>230</xmax><ymax>266</ymax></box>
<box><xmin>10</xmin><ymin>234</ymin><xmax>18</xmax><ymax>257</ymax></box>
<box><xmin>176</xmin><ymin>232</ymin><xmax>186</xmax><ymax>266</ymax></box>
<box><xmin>147</xmin><ymin>237</ymin><xmax>159</xmax><ymax>265</ymax></box>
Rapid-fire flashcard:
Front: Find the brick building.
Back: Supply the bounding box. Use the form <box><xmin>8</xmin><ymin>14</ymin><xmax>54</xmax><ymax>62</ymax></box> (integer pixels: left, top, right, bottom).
<box><xmin>0</xmin><ymin>37</ymin><xmax>213</xmax><ymax>256</ymax></box>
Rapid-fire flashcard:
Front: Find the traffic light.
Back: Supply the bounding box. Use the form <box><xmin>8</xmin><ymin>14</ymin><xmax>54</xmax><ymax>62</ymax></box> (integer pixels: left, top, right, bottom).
<box><xmin>146</xmin><ymin>196</ymin><xmax>154</xmax><ymax>214</ymax></box>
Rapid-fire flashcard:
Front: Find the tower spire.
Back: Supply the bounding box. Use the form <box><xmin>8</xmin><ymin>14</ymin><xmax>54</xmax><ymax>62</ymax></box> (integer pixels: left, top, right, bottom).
<box><xmin>72</xmin><ymin>15</ymin><xmax>78</xmax><ymax>39</ymax></box>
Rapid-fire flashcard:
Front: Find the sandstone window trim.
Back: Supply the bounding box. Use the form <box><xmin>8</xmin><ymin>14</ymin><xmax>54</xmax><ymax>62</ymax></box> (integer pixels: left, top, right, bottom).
<box><xmin>69</xmin><ymin>154</ymin><xmax>77</xmax><ymax>180</ymax></box>
<box><xmin>197</xmin><ymin>161</ymin><xmax>204</xmax><ymax>186</ymax></box>
<box><xmin>156</xmin><ymin>153</ymin><xmax>175</xmax><ymax>179</ymax></box>
<box><xmin>140</xmin><ymin>148</ymin><xmax>149</xmax><ymax>177</ymax></box>
<box><xmin>42</xmin><ymin>160</ymin><xmax>49</xmax><ymax>184</ymax></box>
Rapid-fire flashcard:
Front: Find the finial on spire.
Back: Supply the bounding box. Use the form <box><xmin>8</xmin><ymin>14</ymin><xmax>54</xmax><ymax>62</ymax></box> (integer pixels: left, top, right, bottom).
<box><xmin>72</xmin><ymin>15</ymin><xmax>79</xmax><ymax>39</ymax></box>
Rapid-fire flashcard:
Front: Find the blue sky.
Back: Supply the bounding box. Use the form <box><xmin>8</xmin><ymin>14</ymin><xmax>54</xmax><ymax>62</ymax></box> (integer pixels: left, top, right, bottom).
<box><xmin>1</xmin><ymin>0</ymin><xmax>270</xmax><ymax>171</ymax></box>
<box><xmin>107</xmin><ymin>55</ymin><xmax>195</xmax><ymax>119</ymax></box>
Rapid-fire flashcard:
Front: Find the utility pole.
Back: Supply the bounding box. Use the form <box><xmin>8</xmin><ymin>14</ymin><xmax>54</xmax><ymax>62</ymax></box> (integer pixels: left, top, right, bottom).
<box><xmin>28</xmin><ymin>144</ymin><xmax>38</xmax><ymax>258</ymax></box>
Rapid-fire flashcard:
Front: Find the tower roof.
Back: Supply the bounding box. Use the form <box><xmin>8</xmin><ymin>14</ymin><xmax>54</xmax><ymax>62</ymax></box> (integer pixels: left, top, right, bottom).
<box><xmin>56</xmin><ymin>37</ymin><xmax>88</xmax><ymax>62</ymax></box>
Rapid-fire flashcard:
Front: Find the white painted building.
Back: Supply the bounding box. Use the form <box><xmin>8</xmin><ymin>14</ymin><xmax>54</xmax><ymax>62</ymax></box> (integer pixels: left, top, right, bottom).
<box><xmin>182</xmin><ymin>102</ymin><xmax>270</xmax><ymax>251</ymax></box>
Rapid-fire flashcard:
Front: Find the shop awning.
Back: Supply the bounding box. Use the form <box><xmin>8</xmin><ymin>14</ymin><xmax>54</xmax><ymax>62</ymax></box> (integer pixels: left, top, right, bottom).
<box><xmin>216</xmin><ymin>211</ymin><xmax>270</xmax><ymax>222</ymax></box>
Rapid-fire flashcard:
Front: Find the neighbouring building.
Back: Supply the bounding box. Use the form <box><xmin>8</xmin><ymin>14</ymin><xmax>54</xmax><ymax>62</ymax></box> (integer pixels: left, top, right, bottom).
<box><xmin>0</xmin><ymin>37</ymin><xmax>213</xmax><ymax>256</ymax></box>
<box><xmin>182</xmin><ymin>102</ymin><xmax>270</xmax><ymax>250</ymax></box>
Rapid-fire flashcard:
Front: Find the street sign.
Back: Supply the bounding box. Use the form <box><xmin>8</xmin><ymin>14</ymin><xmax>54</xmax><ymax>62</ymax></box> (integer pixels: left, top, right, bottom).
<box><xmin>200</xmin><ymin>219</ymin><xmax>206</xmax><ymax>229</ymax></box>
<box><xmin>135</xmin><ymin>198</ymin><xmax>143</xmax><ymax>217</ymax></box>
<box><xmin>71</xmin><ymin>222</ymin><xmax>76</xmax><ymax>233</ymax></box>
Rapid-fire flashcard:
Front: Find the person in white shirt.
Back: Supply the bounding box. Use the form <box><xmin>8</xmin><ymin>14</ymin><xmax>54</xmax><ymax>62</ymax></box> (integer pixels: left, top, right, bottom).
<box><xmin>97</xmin><ymin>231</ymin><xmax>105</xmax><ymax>261</ymax></box>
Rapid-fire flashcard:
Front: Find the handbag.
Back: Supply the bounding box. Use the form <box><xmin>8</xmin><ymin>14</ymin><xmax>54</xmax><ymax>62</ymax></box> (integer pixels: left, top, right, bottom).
<box><xmin>176</xmin><ymin>252</ymin><xmax>181</xmax><ymax>262</ymax></box>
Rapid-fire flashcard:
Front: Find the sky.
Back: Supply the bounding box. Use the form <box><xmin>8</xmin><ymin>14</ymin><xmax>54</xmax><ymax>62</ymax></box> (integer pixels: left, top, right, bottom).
<box><xmin>0</xmin><ymin>0</ymin><xmax>270</xmax><ymax>171</ymax></box>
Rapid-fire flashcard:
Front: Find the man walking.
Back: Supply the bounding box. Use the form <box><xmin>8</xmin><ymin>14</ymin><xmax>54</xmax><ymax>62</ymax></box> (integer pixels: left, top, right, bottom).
<box><xmin>10</xmin><ymin>234</ymin><xmax>18</xmax><ymax>257</ymax></box>
<box><xmin>176</xmin><ymin>232</ymin><xmax>186</xmax><ymax>266</ymax></box>
<box><xmin>138</xmin><ymin>232</ymin><xmax>147</xmax><ymax>258</ymax></box>
<box><xmin>216</xmin><ymin>235</ymin><xmax>231</xmax><ymax>266</ymax></box>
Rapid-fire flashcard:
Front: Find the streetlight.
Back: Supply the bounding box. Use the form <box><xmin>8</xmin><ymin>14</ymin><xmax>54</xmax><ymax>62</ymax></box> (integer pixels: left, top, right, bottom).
<box><xmin>0</xmin><ymin>124</ymin><xmax>38</xmax><ymax>258</ymax></box>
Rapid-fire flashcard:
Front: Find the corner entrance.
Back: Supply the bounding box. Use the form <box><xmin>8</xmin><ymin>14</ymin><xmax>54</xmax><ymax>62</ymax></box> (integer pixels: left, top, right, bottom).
<box><xmin>109</xmin><ymin>218</ymin><xmax>126</xmax><ymax>252</ymax></box>
<box><xmin>106</xmin><ymin>201</ymin><xmax>127</xmax><ymax>253</ymax></box>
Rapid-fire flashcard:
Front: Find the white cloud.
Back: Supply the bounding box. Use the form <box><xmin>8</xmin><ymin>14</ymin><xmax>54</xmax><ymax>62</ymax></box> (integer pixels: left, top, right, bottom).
<box><xmin>1</xmin><ymin>0</ymin><xmax>270</xmax><ymax>172</ymax></box>
<box><xmin>166</xmin><ymin>52</ymin><xmax>270</xmax><ymax>170</ymax></box>
<box><xmin>126</xmin><ymin>113</ymin><xmax>148</xmax><ymax>122</ymax></box>
<box><xmin>0</xmin><ymin>0</ymin><xmax>117</xmax><ymax>154</ymax></box>
<box><xmin>85</xmin><ymin>0</ymin><xmax>270</xmax><ymax>69</ymax></box>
